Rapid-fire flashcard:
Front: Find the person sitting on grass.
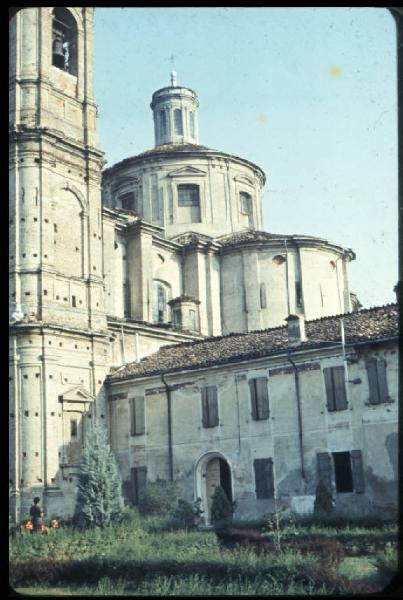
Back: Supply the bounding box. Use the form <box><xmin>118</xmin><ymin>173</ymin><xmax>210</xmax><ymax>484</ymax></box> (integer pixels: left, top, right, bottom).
<box><xmin>29</xmin><ymin>497</ymin><xmax>44</xmax><ymax>534</ymax></box>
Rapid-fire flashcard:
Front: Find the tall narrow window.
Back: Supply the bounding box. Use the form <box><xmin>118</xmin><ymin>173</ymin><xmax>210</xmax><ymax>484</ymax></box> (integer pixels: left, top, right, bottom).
<box><xmin>254</xmin><ymin>458</ymin><xmax>274</xmax><ymax>499</ymax></box>
<box><xmin>365</xmin><ymin>358</ymin><xmax>389</xmax><ymax>404</ymax></box>
<box><xmin>249</xmin><ymin>377</ymin><xmax>270</xmax><ymax>420</ymax></box>
<box><xmin>130</xmin><ymin>466</ymin><xmax>147</xmax><ymax>505</ymax></box>
<box><xmin>240</xmin><ymin>192</ymin><xmax>251</xmax><ymax>215</ymax></box>
<box><xmin>70</xmin><ymin>419</ymin><xmax>78</xmax><ymax>438</ymax></box>
<box><xmin>160</xmin><ymin>110</ymin><xmax>167</xmax><ymax>137</ymax></box>
<box><xmin>130</xmin><ymin>396</ymin><xmax>145</xmax><ymax>436</ymax></box>
<box><xmin>201</xmin><ymin>386</ymin><xmax>219</xmax><ymax>428</ymax></box>
<box><xmin>260</xmin><ymin>283</ymin><xmax>267</xmax><ymax>309</ymax></box>
<box><xmin>189</xmin><ymin>309</ymin><xmax>196</xmax><ymax>331</ymax></box>
<box><xmin>153</xmin><ymin>282</ymin><xmax>170</xmax><ymax>324</ymax></box>
<box><xmin>177</xmin><ymin>184</ymin><xmax>199</xmax><ymax>207</ymax></box>
<box><xmin>295</xmin><ymin>281</ymin><xmax>303</xmax><ymax>309</ymax></box>
<box><xmin>52</xmin><ymin>8</ymin><xmax>78</xmax><ymax>76</ymax></box>
<box><xmin>174</xmin><ymin>108</ymin><xmax>183</xmax><ymax>135</ymax></box>
<box><xmin>333</xmin><ymin>451</ymin><xmax>353</xmax><ymax>493</ymax></box>
<box><xmin>189</xmin><ymin>111</ymin><xmax>195</xmax><ymax>138</ymax></box>
<box><xmin>323</xmin><ymin>367</ymin><xmax>347</xmax><ymax>411</ymax></box>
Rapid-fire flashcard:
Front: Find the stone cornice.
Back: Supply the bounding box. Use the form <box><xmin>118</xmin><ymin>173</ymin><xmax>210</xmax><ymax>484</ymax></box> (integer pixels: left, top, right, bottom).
<box><xmin>103</xmin><ymin>147</ymin><xmax>266</xmax><ymax>186</ymax></box>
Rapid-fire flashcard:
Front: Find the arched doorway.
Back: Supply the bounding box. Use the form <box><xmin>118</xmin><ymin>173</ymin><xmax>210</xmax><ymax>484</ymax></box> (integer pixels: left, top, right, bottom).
<box><xmin>195</xmin><ymin>452</ymin><xmax>233</xmax><ymax>524</ymax></box>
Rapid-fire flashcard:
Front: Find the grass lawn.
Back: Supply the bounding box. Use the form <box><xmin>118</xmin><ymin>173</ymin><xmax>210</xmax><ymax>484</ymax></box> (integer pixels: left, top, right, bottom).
<box><xmin>10</xmin><ymin>515</ymin><xmax>398</xmax><ymax>596</ymax></box>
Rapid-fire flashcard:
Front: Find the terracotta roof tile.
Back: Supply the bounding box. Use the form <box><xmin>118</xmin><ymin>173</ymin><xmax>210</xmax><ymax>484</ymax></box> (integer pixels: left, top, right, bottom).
<box><xmin>107</xmin><ymin>304</ymin><xmax>398</xmax><ymax>382</ymax></box>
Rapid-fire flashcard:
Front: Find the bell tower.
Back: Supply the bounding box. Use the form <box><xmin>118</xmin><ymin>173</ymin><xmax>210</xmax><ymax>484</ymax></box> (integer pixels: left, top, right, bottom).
<box><xmin>9</xmin><ymin>8</ymin><xmax>109</xmax><ymax>520</ymax></box>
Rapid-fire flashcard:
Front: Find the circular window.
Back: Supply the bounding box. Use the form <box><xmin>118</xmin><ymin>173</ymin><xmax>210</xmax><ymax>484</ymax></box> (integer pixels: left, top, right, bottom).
<box><xmin>272</xmin><ymin>255</ymin><xmax>286</xmax><ymax>265</ymax></box>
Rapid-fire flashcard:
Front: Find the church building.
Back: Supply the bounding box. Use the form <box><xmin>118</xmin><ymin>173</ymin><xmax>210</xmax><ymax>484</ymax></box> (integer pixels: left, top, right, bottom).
<box><xmin>9</xmin><ymin>7</ymin><xmax>398</xmax><ymax>521</ymax></box>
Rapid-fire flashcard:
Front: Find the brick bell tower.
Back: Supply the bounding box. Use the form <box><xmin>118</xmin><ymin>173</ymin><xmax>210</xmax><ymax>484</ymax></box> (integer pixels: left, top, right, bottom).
<box><xmin>9</xmin><ymin>8</ymin><xmax>109</xmax><ymax>520</ymax></box>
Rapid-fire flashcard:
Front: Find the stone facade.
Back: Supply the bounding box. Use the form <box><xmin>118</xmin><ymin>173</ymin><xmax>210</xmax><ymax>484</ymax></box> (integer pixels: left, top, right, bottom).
<box><xmin>107</xmin><ymin>306</ymin><xmax>398</xmax><ymax>522</ymax></box>
<box><xmin>9</xmin><ymin>8</ymin><xmax>394</xmax><ymax>522</ymax></box>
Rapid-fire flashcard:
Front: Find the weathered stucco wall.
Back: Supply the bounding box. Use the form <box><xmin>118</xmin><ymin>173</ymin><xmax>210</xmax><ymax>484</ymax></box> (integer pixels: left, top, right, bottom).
<box><xmin>108</xmin><ymin>340</ymin><xmax>398</xmax><ymax>521</ymax></box>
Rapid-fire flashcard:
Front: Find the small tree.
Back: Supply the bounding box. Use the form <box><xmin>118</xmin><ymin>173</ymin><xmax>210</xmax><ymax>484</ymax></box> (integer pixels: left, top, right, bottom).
<box><xmin>314</xmin><ymin>479</ymin><xmax>334</xmax><ymax>517</ymax></box>
<box><xmin>74</xmin><ymin>424</ymin><xmax>124</xmax><ymax>528</ymax></box>
<box><xmin>210</xmin><ymin>486</ymin><xmax>234</xmax><ymax>524</ymax></box>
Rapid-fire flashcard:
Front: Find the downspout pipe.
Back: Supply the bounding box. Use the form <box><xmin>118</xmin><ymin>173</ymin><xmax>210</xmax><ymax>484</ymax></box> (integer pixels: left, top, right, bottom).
<box><xmin>287</xmin><ymin>351</ymin><xmax>305</xmax><ymax>482</ymax></box>
<box><xmin>161</xmin><ymin>374</ymin><xmax>174</xmax><ymax>481</ymax></box>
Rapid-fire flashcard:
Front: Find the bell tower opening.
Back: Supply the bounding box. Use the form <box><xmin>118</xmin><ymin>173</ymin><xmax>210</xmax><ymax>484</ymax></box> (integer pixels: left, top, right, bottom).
<box><xmin>52</xmin><ymin>8</ymin><xmax>78</xmax><ymax>75</ymax></box>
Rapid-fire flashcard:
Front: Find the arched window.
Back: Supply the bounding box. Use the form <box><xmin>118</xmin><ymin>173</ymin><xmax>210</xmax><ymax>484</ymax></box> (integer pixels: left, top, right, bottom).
<box><xmin>189</xmin><ymin>111</ymin><xmax>195</xmax><ymax>138</ymax></box>
<box><xmin>52</xmin><ymin>8</ymin><xmax>78</xmax><ymax>76</ymax></box>
<box><xmin>159</xmin><ymin>110</ymin><xmax>167</xmax><ymax>137</ymax></box>
<box><xmin>152</xmin><ymin>281</ymin><xmax>171</xmax><ymax>324</ymax></box>
<box><xmin>174</xmin><ymin>109</ymin><xmax>183</xmax><ymax>135</ymax></box>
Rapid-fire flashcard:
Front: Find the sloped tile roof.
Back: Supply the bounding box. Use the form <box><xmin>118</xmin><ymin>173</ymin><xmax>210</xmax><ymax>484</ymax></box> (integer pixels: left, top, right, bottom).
<box><xmin>107</xmin><ymin>304</ymin><xmax>398</xmax><ymax>382</ymax></box>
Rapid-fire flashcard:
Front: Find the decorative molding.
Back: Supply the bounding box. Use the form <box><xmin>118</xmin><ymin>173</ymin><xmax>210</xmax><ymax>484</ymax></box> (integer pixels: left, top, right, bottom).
<box><xmin>167</xmin><ymin>166</ymin><xmax>207</xmax><ymax>178</ymax></box>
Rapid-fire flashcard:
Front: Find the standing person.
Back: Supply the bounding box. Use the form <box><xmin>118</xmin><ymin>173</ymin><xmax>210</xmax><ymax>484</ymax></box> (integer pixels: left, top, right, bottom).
<box><xmin>29</xmin><ymin>497</ymin><xmax>44</xmax><ymax>533</ymax></box>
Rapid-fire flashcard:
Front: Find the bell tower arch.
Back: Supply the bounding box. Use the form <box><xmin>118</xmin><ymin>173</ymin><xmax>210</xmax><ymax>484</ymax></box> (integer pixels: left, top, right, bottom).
<box><xmin>9</xmin><ymin>7</ymin><xmax>109</xmax><ymax>521</ymax></box>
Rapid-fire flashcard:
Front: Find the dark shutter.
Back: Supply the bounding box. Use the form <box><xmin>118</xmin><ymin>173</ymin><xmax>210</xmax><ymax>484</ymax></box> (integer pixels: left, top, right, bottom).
<box><xmin>201</xmin><ymin>387</ymin><xmax>209</xmax><ymax>427</ymax></box>
<box><xmin>249</xmin><ymin>379</ymin><xmax>258</xmax><ymax>420</ymax></box>
<box><xmin>134</xmin><ymin>396</ymin><xmax>145</xmax><ymax>435</ymax></box>
<box><xmin>333</xmin><ymin>367</ymin><xmax>347</xmax><ymax>410</ymax></box>
<box><xmin>254</xmin><ymin>458</ymin><xmax>274</xmax><ymax>499</ymax></box>
<box><xmin>351</xmin><ymin>450</ymin><xmax>365</xmax><ymax>493</ymax></box>
<box><xmin>207</xmin><ymin>386</ymin><xmax>219</xmax><ymax>427</ymax></box>
<box><xmin>366</xmin><ymin>359</ymin><xmax>380</xmax><ymax>404</ymax></box>
<box><xmin>130</xmin><ymin>398</ymin><xmax>136</xmax><ymax>436</ymax></box>
<box><xmin>317</xmin><ymin>452</ymin><xmax>332</xmax><ymax>490</ymax></box>
<box><xmin>202</xmin><ymin>386</ymin><xmax>218</xmax><ymax>427</ymax></box>
<box><xmin>255</xmin><ymin>377</ymin><xmax>269</xmax><ymax>420</ymax></box>
<box><xmin>377</xmin><ymin>358</ymin><xmax>389</xmax><ymax>402</ymax></box>
<box><xmin>323</xmin><ymin>368</ymin><xmax>335</xmax><ymax>411</ymax></box>
<box><xmin>131</xmin><ymin>466</ymin><xmax>147</xmax><ymax>505</ymax></box>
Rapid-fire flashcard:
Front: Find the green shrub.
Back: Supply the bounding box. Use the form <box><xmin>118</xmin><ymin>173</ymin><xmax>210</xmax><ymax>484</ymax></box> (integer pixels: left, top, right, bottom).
<box><xmin>313</xmin><ymin>479</ymin><xmax>334</xmax><ymax>517</ymax></box>
<box><xmin>210</xmin><ymin>486</ymin><xmax>234</xmax><ymax>524</ymax></box>
<box><xmin>165</xmin><ymin>499</ymin><xmax>195</xmax><ymax>531</ymax></box>
<box><xmin>139</xmin><ymin>480</ymin><xmax>180</xmax><ymax>516</ymax></box>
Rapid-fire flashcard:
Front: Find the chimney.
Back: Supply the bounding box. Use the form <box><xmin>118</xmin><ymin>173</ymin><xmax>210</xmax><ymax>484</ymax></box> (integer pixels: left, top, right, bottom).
<box><xmin>285</xmin><ymin>313</ymin><xmax>307</xmax><ymax>347</ymax></box>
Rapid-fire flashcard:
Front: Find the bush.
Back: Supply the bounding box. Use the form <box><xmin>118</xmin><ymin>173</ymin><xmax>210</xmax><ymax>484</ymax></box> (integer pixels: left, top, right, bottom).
<box><xmin>313</xmin><ymin>480</ymin><xmax>334</xmax><ymax>517</ymax></box>
<box><xmin>165</xmin><ymin>499</ymin><xmax>195</xmax><ymax>531</ymax></box>
<box><xmin>210</xmin><ymin>486</ymin><xmax>234</xmax><ymax>525</ymax></box>
<box><xmin>139</xmin><ymin>480</ymin><xmax>180</xmax><ymax>516</ymax></box>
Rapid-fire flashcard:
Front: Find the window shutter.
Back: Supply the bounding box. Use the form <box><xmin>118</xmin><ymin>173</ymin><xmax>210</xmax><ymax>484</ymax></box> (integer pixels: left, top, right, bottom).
<box><xmin>207</xmin><ymin>386</ymin><xmax>219</xmax><ymax>427</ymax></box>
<box><xmin>333</xmin><ymin>367</ymin><xmax>347</xmax><ymax>410</ymax></box>
<box><xmin>366</xmin><ymin>359</ymin><xmax>380</xmax><ymax>404</ymax></box>
<box><xmin>317</xmin><ymin>452</ymin><xmax>332</xmax><ymax>490</ymax></box>
<box><xmin>351</xmin><ymin>450</ymin><xmax>365</xmax><ymax>493</ymax></box>
<box><xmin>249</xmin><ymin>379</ymin><xmax>258</xmax><ymax>420</ymax></box>
<box><xmin>377</xmin><ymin>358</ymin><xmax>389</xmax><ymax>402</ymax></box>
<box><xmin>130</xmin><ymin>398</ymin><xmax>136</xmax><ymax>436</ymax></box>
<box><xmin>323</xmin><ymin>368</ymin><xmax>335</xmax><ymax>411</ymax></box>
<box><xmin>254</xmin><ymin>458</ymin><xmax>274</xmax><ymax>499</ymax></box>
<box><xmin>201</xmin><ymin>387</ymin><xmax>209</xmax><ymax>427</ymax></box>
<box><xmin>131</xmin><ymin>466</ymin><xmax>147</xmax><ymax>505</ymax></box>
<box><xmin>255</xmin><ymin>377</ymin><xmax>269</xmax><ymax>420</ymax></box>
<box><xmin>134</xmin><ymin>396</ymin><xmax>145</xmax><ymax>435</ymax></box>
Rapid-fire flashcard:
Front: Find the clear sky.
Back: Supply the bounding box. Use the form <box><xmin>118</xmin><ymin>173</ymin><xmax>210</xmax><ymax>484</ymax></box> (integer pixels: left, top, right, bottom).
<box><xmin>94</xmin><ymin>7</ymin><xmax>398</xmax><ymax>310</ymax></box>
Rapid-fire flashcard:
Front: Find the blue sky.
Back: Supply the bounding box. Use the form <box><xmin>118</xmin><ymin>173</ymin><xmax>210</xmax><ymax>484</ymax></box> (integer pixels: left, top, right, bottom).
<box><xmin>94</xmin><ymin>7</ymin><xmax>397</xmax><ymax>309</ymax></box>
